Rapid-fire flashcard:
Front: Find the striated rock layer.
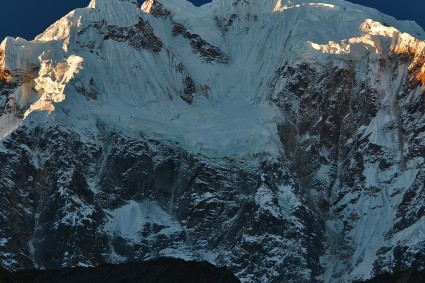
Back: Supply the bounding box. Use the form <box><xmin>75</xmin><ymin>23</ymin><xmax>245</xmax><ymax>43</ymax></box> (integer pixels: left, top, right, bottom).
<box><xmin>1</xmin><ymin>0</ymin><xmax>425</xmax><ymax>282</ymax></box>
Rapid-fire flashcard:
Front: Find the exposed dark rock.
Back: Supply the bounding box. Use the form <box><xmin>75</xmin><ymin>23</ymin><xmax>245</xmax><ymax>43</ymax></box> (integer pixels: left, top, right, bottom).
<box><xmin>148</xmin><ymin>1</ymin><xmax>172</xmax><ymax>19</ymax></box>
<box><xmin>223</xmin><ymin>14</ymin><xmax>238</xmax><ymax>32</ymax></box>
<box><xmin>74</xmin><ymin>78</ymin><xmax>99</xmax><ymax>100</ymax></box>
<box><xmin>182</xmin><ymin>76</ymin><xmax>196</xmax><ymax>104</ymax></box>
<box><xmin>77</xmin><ymin>20</ymin><xmax>107</xmax><ymax>36</ymax></box>
<box><xmin>105</xmin><ymin>19</ymin><xmax>163</xmax><ymax>53</ymax></box>
<box><xmin>172</xmin><ymin>24</ymin><xmax>229</xmax><ymax>64</ymax></box>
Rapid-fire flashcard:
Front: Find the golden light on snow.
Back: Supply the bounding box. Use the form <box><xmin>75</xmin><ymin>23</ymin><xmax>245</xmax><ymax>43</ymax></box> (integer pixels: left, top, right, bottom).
<box><xmin>141</xmin><ymin>0</ymin><xmax>154</xmax><ymax>13</ymax></box>
<box><xmin>24</xmin><ymin>55</ymin><xmax>84</xmax><ymax>119</ymax></box>
<box><xmin>274</xmin><ymin>1</ymin><xmax>335</xmax><ymax>12</ymax></box>
<box><xmin>307</xmin><ymin>17</ymin><xmax>425</xmax><ymax>77</ymax></box>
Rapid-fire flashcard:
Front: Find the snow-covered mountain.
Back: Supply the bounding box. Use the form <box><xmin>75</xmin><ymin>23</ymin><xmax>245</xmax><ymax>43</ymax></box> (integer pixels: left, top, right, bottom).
<box><xmin>1</xmin><ymin>0</ymin><xmax>425</xmax><ymax>282</ymax></box>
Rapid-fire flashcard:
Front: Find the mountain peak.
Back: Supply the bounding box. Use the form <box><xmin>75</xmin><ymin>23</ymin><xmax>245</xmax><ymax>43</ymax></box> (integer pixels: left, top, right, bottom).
<box><xmin>88</xmin><ymin>0</ymin><xmax>139</xmax><ymax>8</ymax></box>
<box><xmin>141</xmin><ymin>0</ymin><xmax>154</xmax><ymax>13</ymax></box>
<box><xmin>86</xmin><ymin>0</ymin><xmax>142</xmax><ymax>26</ymax></box>
<box><xmin>2</xmin><ymin>1</ymin><xmax>425</xmax><ymax>282</ymax></box>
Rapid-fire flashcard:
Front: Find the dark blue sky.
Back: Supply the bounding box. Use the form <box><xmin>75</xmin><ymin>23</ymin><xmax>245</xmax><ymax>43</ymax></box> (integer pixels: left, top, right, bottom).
<box><xmin>0</xmin><ymin>0</ymin><xmax>423</xmax><ymax>41</ymax></box>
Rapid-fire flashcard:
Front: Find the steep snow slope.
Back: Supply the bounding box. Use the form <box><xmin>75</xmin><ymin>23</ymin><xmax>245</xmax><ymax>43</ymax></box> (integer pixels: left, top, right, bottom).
<box><xmin>1</xmin><ymin>0</ymin><xmax>425</xmax><ymax>282</ymax></box>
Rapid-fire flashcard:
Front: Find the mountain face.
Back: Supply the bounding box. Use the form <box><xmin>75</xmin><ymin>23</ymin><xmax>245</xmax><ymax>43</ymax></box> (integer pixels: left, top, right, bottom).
<box><xmin>1</xmin><ymin>0</ymin><xmax>425</xmax><ymax>282</ymax></box>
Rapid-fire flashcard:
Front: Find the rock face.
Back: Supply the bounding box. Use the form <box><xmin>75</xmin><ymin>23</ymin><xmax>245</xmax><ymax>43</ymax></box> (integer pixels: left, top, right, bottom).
<box><xmin>1</xmin><ymin>0</ymin><xmax>425</xmax><ymax>282</ymax></box>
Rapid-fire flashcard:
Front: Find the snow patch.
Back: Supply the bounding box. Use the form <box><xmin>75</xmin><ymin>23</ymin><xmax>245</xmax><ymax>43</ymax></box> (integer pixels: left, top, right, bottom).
<box><xmin>274</xmin><ymin>1</ymin><xmax>335</xmax><ymax>12</ymax></box>
<box><xmin>361</xmin><ymin>110</ymin><xmax>397</xmax><ymax>148</ymax></box>
<box><xmin>255</xmin><ymin>185</ymin><xmax>281</xmax><ymax>218</ymax></box>
<box><xmin>104</xmin><ymin>200</ymin><xmax>183</xmax><ymax>243</ymax></box>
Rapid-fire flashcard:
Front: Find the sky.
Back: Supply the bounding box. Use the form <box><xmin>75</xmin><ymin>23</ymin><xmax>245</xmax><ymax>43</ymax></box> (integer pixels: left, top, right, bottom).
<box><xmin>0</xmin><ymin>0</ymin><xmax>423</xmax><ymax>41</ymax></box>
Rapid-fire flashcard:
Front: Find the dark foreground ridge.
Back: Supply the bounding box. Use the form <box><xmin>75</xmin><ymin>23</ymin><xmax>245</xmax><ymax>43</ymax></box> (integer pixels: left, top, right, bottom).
<box><xmin>0</xmin><ymin>267</ymin><xmax>20</xmax><ymax>283</ymax></box>
<box><xmin>2</xmin><ymin>258</ymin><xmax>240</xmax><ymax>283</ymax></box>
<box><xmin>356</xmin><ymin>271</ymin><xmax>425</xmax><ymax>283</ymax></box>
